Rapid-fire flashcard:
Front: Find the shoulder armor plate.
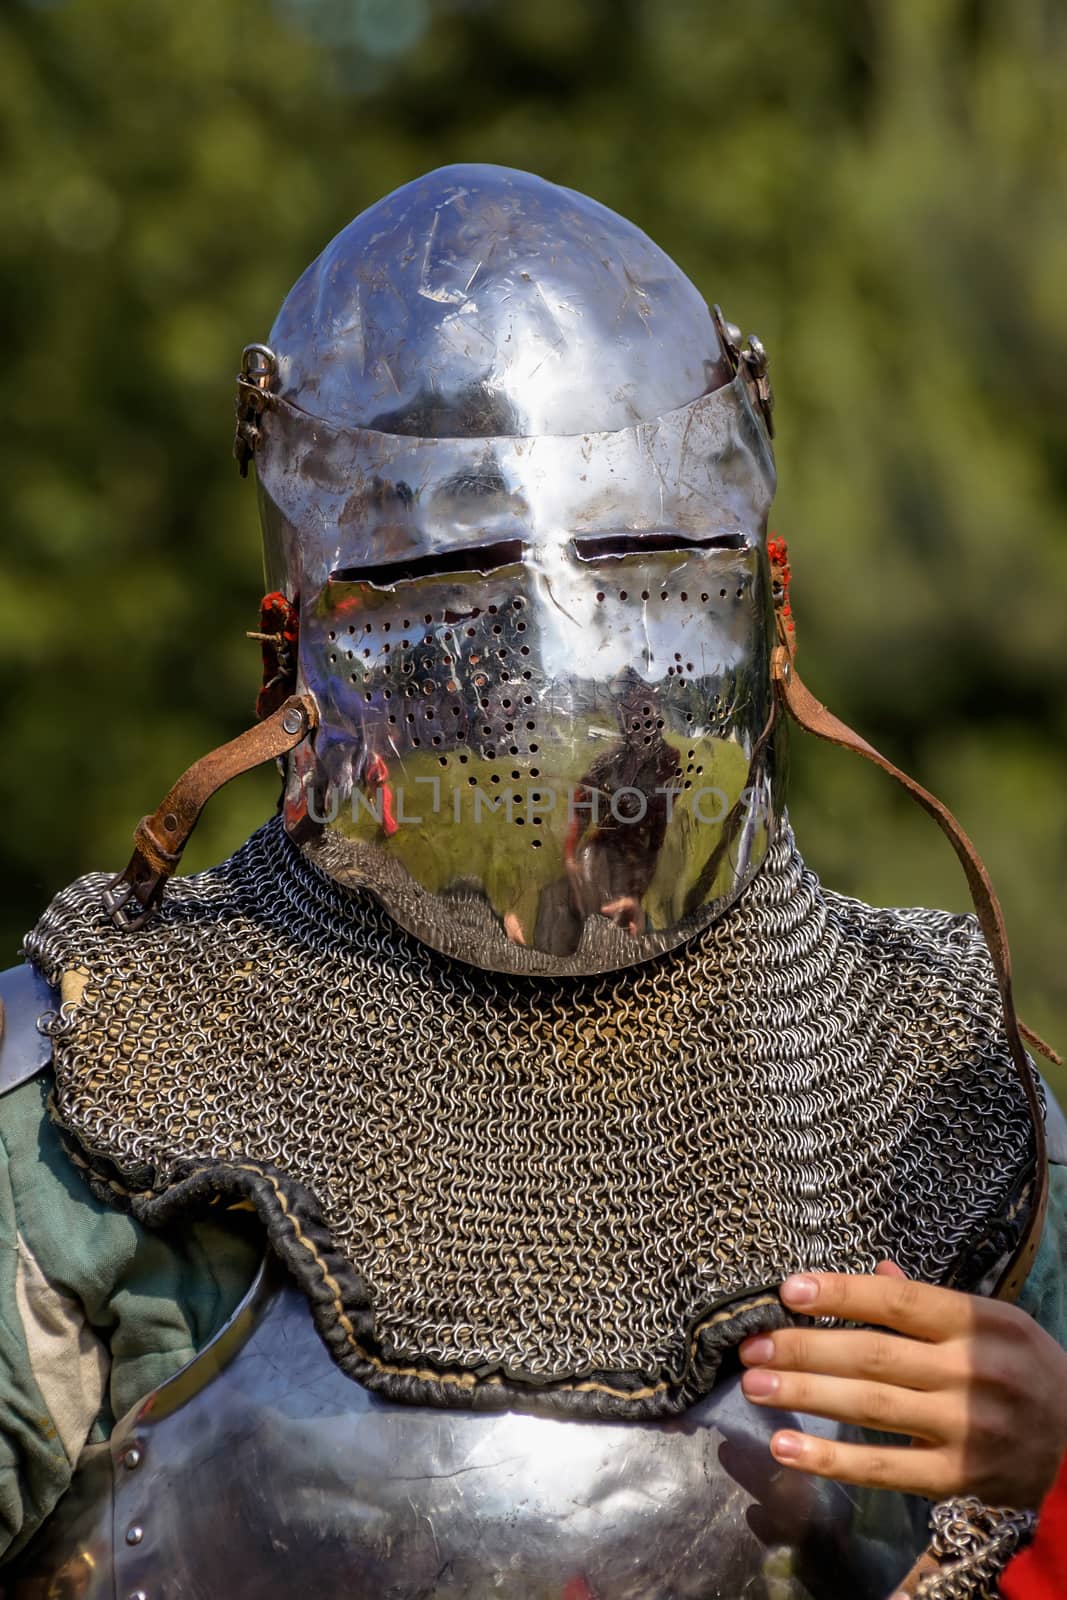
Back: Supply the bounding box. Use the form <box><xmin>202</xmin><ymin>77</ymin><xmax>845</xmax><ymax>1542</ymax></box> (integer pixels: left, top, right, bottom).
<box><xmin>0</xmin><ymin>964</ymin><xmax>58</xmax><ymax>1095</ymax></box>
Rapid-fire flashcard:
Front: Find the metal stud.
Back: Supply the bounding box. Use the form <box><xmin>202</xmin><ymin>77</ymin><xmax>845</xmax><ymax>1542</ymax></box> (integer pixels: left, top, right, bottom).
<box><xmin>122</xmin><ymin>1445</ymin><xmax>143</xmax><ymax>1471</ymax></box>
<box><xmin>125</xmin><ymin>1524</ymin><xmax>144</xmax><ymax>1546</ymax></box>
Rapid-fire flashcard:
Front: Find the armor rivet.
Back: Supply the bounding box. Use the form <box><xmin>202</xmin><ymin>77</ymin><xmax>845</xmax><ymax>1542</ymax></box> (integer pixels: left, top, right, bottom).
<box><xmin>123</xmin><ymin>1445</ymin><xmax>143</xmax><ymax>1470</ymax></box>
<box><xmin>282</xmin><ymin>706</ymin><xmax>304</xmax><ymax>736</ymax></box>
<box><xmin>125</xmin><ymin>1524</ymin><xmax>144</xmax><ymax>1546</ymax></box>
<box><xmin>128</xmin><ymin>1591</ymin><xmax>148</xmax><ymax>1600</ymax></box>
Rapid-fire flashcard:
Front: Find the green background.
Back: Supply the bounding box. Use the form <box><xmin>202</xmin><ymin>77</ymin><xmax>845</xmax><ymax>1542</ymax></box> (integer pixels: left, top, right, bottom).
<box><xmin>1</xmin><ymin>0</ymin><xmax>1064</xmax><ymax>1091</ymax></box>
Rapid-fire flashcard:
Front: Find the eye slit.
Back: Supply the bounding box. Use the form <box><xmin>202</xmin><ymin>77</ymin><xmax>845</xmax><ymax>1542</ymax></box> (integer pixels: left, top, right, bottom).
<box><xmin>330</xmin><ymin>540</ymin><xmax>524</xmax><ymax>588</ymax></box>
<box><xmin>571</xmin><ymin>530</ymin><xmax>746</xmax><ymax>561</ymax></box>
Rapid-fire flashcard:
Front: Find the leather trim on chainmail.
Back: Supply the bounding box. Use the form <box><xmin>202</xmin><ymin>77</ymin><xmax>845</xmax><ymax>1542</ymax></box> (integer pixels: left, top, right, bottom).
<box><xmin>24</xmin><ymin>815</ymin><xmax>1037</xmax><ymax>1420</ymax></box>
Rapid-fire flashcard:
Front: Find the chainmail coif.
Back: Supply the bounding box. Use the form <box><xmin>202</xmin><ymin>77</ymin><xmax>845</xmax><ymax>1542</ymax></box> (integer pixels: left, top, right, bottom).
<box><xmin>24</xmin><ymin>814</ymin><xmax>1035</xmax><ymax>1419</ymax></box>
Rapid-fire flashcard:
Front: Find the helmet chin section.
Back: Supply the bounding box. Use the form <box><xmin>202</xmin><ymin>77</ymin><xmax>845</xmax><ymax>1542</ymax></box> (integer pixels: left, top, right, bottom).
<box><xmin>284</xmin><ymin>543</ymin><xmax>784</xmax><ymax>976</ymax></box>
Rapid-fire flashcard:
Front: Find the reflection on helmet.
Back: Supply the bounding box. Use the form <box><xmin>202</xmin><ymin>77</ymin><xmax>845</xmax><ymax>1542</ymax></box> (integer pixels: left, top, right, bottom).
<box><xmin>245</xmin><ymin>164</ymin><xmax>782</xmax><ymax>975</ymax></box>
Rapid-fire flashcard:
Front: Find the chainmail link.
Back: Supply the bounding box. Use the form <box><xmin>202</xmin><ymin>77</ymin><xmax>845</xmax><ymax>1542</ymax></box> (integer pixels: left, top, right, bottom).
<box><xmin>916</xmin><ymin>1498</ymin><xmax>1037</xmax><ymax>1598</ymax></box>
<box><xmin>24</xmin><ymin>814</ymin><xmax>1035</xmax><ymax>1397</ymax></box>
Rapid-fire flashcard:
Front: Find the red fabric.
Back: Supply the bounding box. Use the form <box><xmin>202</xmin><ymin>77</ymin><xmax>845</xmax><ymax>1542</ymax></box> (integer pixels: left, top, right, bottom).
<box><xmin>364</xmin><ymin>752</ymin><xmax>398</xmax><ymax>837</ymax></box>
<box><xmin>1001</xmin><ymin>1449</ymin><xmax>1067</xmax><ymax>1597</ymax></box>
<box><xmin>767</xmin><ymin>532</ymin><xmax>797</xmax><ymax>651</ymax></box>
<box><xmin>255</xmin><ymin>591</ymin><xmax>299</xmax><ymax>721</ymax></box>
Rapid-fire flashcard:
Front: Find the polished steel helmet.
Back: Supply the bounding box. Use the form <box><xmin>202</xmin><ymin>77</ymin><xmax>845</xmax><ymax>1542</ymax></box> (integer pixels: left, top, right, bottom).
<box><xmin>240</xmin><ymin>164</ymin><xmax>782</xmax><ymax>975</ymax></box>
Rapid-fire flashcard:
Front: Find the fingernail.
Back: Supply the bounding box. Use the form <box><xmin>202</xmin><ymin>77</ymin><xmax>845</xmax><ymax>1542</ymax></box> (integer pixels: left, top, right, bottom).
<box><xmin>740</xmin><ymin>1336</ymin><xmax>775</xmax><ymax>1365</ymax></box>
<box><xmin>781</xmin><ymin>1273</ymin><xmax>818</xmax><ymax>1307</ymax></box>
<box><xmin>771</xmin><ymin>1431</ymin><xmax>804</xmax><ymax>1462</ymax></box>
<box><xmin>742</xmin><ymin>1369</ymin><xmax>779</xmax><ymax>1399</ymax></box>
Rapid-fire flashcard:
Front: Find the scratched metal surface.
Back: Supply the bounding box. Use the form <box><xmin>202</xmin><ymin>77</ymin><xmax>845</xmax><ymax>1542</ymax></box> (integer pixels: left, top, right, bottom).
<box><xmin>5</xmin><ymin>1255</ymin><xmax>928</xmax><ymax>1598</ymax></box>
<box><xmin>250</xmin><ymin>165</ymin><xmax>784</xmax><ymax>974</ymax></box>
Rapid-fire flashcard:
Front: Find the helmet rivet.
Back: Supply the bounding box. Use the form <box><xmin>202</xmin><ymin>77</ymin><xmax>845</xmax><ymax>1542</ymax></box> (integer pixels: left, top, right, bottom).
<box><xmin>126</xmin><ymin>1524</ymin><xmax>144</xmax><ymax>1546</ymax></box>
<box><xmin>282</xmin><ymin>706</ymin><xmax>304</xmax><ymax>736</ymax></box>
<box><xmin>123</xmin><ymin>1444</ymin><xmax>143</xmax><ymax>1470</ymax></box>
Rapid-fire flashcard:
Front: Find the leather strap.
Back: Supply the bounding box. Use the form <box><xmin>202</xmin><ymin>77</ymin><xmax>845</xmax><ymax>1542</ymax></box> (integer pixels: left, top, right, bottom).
<box><xmin>102</xmin><ymin>693</ymin><xmax>318</xmax><ymax>932</ymax></box>
<box><xmin>891</xmin><ymin>1547</ymin><xmax>941</xmax><ymax>1598</ymax></box>
<box><xmin>770</xmin><ymin>644</ymin><xmax>1047</xmax><ymax>1305</ymax></box>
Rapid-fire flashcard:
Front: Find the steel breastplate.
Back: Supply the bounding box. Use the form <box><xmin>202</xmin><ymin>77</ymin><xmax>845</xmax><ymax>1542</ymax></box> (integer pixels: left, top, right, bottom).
<box><xmin>6</xmin><ymin>1255</ymin><xmax>928</xmax><ymax>1600</ymax></box>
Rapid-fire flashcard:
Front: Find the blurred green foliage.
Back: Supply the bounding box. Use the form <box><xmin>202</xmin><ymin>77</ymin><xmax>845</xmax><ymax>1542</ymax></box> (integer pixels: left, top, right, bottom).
<box><xmin>1</xmin><ymin>0</ymin><xmax>1064</xmax><ymax>1087</ymax></box>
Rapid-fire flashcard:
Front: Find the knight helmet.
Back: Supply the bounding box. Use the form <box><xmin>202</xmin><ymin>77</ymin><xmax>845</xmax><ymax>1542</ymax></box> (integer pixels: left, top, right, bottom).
<box><xmin>237</xmin><ymin>163</ymin><xmax>782</xmax><ymax>975</ymax></box>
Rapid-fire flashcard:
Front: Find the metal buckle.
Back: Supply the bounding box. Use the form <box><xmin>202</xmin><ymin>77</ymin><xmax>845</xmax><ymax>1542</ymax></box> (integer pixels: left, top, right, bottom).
<box><xmin>101</xmin><ymin>868</ymin><xmax>160</xmax><ymax>933</ymax></box>
<box><xmin>712</xmin><ymin>305</ymin><xmax>775</xmax><ymax>438</ymax></box>
<box><xmin>234</xmin><ymin>343</ymin><xmax>278</xmax><ymax>477</ymax></box>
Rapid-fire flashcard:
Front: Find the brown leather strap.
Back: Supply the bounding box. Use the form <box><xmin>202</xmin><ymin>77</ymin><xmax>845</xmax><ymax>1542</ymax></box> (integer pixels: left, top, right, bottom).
<box><xmin>889</xmin><ymin>1546</ymin><xmax>941</xmax><ymax>1598</ymax></box>
<box><xmin>1020</xmin><ymin>1018</ymin><xmax>1062</xmax><ymax>1068</ymax></box>
<box><xmin>770</xmin><ymin>645</ymin><xmax>1048</xmax><ymax>1305</ymax></box>
<box><xmin>102</xmin><ymin>693</ymin><xmax>318</xmax><ymax>932</ymax></box>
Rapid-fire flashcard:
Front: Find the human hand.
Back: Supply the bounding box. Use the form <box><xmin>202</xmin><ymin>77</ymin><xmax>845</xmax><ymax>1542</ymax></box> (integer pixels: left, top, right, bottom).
<box><xmin>739</xmin><ymin>1262</ymin><xmax>1067</xmax><ymax>1508</ymax></box>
